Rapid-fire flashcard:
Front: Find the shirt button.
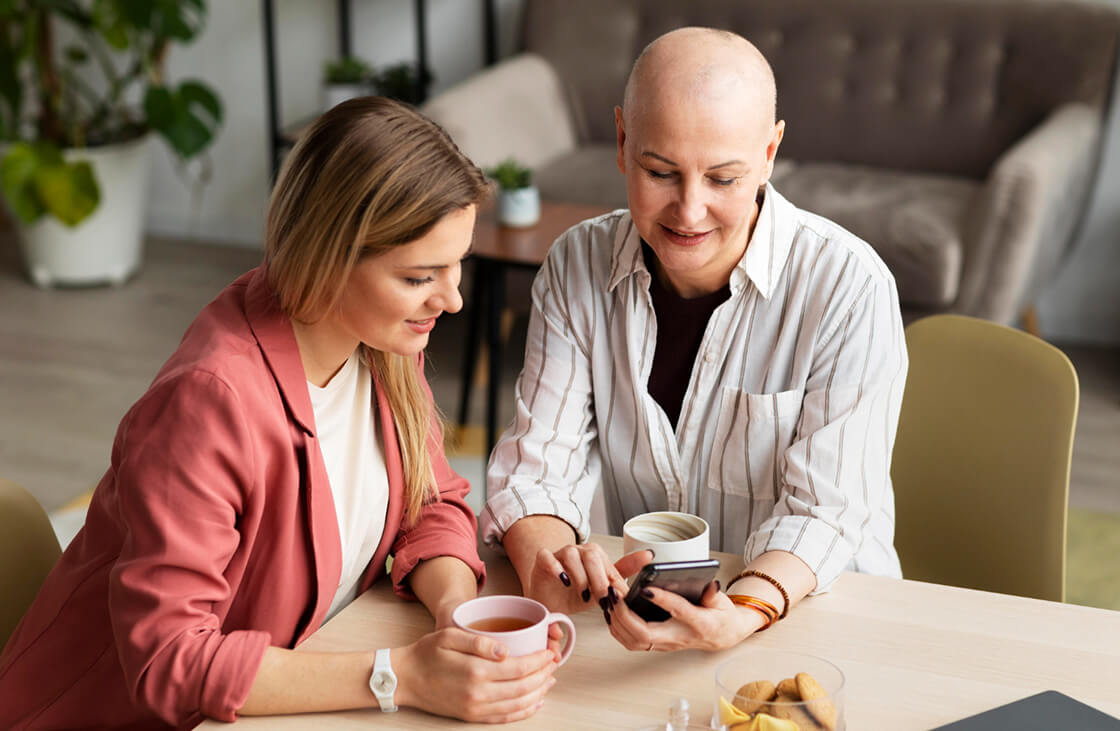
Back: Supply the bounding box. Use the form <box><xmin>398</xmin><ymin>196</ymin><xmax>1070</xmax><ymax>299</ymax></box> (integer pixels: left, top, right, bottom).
<box><xmin>704</xmin><ymin>350</ymin><xmax>717</xmax><ymax>363</ymax></box>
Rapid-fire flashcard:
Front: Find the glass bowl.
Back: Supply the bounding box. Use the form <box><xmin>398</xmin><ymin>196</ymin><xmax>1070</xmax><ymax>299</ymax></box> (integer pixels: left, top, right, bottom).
<box><xmin>712</xmin><ymin>649</ymin><xmax>845</xmax><ymax>730</ymax></box>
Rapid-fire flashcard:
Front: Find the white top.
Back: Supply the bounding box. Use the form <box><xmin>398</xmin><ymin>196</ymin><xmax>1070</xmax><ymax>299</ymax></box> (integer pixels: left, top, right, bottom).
<box><xmin>482</xmin><ymin>185</ymin><xmax>908</xmax><ymax>591</ymax></box>
<box><xmin>308</xmin><ymin>350</ymin><xmax>390</xmax><ymax>622</ymax></box>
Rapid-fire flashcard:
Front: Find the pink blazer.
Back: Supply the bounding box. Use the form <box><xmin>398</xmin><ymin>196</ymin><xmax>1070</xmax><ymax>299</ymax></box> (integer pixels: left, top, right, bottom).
<box><xmin>0</xmin><ymin>268</ymin><xmax>485</xmax><ymax>729</ymax></box>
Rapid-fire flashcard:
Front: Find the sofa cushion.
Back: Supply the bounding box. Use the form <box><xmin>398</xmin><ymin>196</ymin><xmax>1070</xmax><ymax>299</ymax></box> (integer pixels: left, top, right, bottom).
<box><xmin>772</xmin><ymin>163</ymin><xmax>977</xmax><ymax>308</ymax></box>
<box><xmin>523</xmin><ymin>0</ymin><xmax>1119</xmax><ymax>177</ymax></box>
<box><xmin>535</xmin><ymin>145</ymin><xmax>629</xmax><ymax>210</ymax></box>
<box><xmin>420</xmin><ymin>54</ymin><xmax>578</xmax><ymax>170</ymax></box>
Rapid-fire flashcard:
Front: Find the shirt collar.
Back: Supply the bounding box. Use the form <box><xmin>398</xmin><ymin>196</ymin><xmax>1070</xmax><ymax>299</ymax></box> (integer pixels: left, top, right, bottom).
<box><xmin>607</xmin><ymin>183</ymin><xmax>798</xmax><ymax>300</ymax></box>
<box><xmin>741</xmin><ymin>183</ymin><xmax>798</xmax><ymax>301</ymax></box>
<box><xmin>607</xmin><ymin>214</ymin><xmax>649</xmax><ymax>292</ymax></box>
<box><xmin>245</xmin><ymin>266</ymin><xmax>318</xmax><ymax>436</ymax></box>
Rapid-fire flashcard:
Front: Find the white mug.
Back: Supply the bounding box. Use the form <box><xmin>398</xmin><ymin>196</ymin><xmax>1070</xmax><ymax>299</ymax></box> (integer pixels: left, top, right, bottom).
<box><xmin>623</xmin><ymin>511</ymin><xmax>710</xmax><ymax>564</ymax></box>
<box><xmin>452</xmin><ymin>595</ymin><xmax>576</xmax><ymax>664</ymax></box>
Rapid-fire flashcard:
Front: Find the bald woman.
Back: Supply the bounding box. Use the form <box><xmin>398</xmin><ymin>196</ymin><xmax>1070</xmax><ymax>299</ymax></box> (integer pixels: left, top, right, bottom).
<box><xmin>482</xmin><ymin>28</ymin><xmax>908</xmax><ymax>652</ymax></box>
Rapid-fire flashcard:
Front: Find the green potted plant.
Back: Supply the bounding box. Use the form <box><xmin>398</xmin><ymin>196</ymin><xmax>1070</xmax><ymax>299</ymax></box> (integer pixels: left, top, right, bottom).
<box><xmin>485</xmin><ymin>157</ymin><xmax>539</xmax><ymax>228</ymax></box>
<box><xmin>0</xmin><ymin>0</ymin><xmax>223</xmax><ymax>288</ymax></box>
<box><xmin>372</xmin><ymin>61</ymin><xmax>432</xmax><ymax>106</ymax></box>
<box><xmin>323</xmin><ymin>55</ymin><xmax>374</xmax><ymax>110</ymax></box>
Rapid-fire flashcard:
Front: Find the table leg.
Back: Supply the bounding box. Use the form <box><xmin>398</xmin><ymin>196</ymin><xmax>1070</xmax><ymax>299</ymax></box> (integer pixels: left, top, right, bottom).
<box><xmin>457</xmin><ymin>258</ymin><xmax>487</xmax><ymax>428</ymax></box>
<box><xmin>486</xmin><ymin>262</ymin><xmax>506</xmax><ymax>456</ymax></box>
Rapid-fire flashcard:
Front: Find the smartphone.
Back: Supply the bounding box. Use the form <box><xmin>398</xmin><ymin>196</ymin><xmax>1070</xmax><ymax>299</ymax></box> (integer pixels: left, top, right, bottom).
<box><xmin>624</xmin><ymin>559</ymin><xmax>721</xmax><ymax>622</ymax></box>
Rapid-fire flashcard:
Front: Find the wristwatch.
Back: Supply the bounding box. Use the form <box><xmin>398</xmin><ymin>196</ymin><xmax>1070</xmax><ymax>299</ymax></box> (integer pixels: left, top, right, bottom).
<box><xmin>369</xmin><ymin>648</ymin><xmax>398</xmax><ymax>712</ymax></box>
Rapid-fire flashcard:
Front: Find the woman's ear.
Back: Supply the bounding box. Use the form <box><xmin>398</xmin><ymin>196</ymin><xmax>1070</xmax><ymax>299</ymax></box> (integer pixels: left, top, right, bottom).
<box><xmin>762</xmin><ymin>120</ymin><xmax>786</xmax><ymax>183</ymax></box>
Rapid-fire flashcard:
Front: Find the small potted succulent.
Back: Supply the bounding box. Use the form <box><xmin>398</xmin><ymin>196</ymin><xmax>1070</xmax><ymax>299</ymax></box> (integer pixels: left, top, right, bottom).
<box><xmin>486</xmin><ymin>158</ymin><xmax>539</xmax><ymax>228</ymax></box>
<box><xmin>322</xmin><ymin>55</ymin><xmax>374</xmax><ymax>110</ymax></box>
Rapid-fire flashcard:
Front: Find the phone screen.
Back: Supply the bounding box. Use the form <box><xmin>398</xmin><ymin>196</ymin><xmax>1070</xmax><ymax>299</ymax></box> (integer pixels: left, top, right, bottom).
<box><xmin>623</xmin><ymin>559</ymin><xmax>720</xmax><ymax>622</ymax></box>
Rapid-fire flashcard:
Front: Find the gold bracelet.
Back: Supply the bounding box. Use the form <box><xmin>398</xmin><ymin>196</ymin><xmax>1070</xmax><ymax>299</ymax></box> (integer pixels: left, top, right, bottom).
<box><xmin>733</xmin><ymin>600</ymin><xmax>775</xmax><ymax>630</ymax></box>
<box><xmin>732</xmin><ymin>568</ymin><xmax>790</xmax><ymax>619</ymax></box>
<box><xmin>727</xmin><ymin>594</ymin><xmax>778</xmax><ymax>630</ymax></box>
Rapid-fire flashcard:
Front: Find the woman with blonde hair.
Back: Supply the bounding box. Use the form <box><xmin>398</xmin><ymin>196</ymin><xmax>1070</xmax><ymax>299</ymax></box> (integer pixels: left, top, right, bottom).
<box><xmin>0</xmin><ymin>97</ymin><xmax>559</xmax><ymax>728</ymax></box>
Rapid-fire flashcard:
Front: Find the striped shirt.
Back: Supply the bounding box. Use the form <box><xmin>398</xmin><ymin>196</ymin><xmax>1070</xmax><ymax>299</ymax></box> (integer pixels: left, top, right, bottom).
<box><xmin>481</xmin><ymin>185</ymin><xmax>907</xmax><ymax>591</ymax></box>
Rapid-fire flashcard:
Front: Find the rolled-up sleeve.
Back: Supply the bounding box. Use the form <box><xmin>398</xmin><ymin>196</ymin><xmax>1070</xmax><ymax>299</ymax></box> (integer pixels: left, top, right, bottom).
<box><xmin>109</xmin><ymin>371</ymin><xmax>270</xmax><ymax>725</ymax></box>
<box><xmin>745</xmin><ymin>275</ymin><xmax>908</xmax><ymax>591</ymax></box>
<box><xmin>481</xmin><ymin>243</ymin><xmax>600</xmax><ymax>548</ymax></box>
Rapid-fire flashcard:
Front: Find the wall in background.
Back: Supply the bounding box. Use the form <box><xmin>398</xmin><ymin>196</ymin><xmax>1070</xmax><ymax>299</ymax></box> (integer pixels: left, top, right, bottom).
<box><xmin>146</xmin><ymin>0</ymin><xmax>510</xmax><ymax>246</ymax></box>
<box><xmin>145</xmin><ymin>0</ymin><xmax>1120</xmax><ymax>345</ymax></box>
<box><xmin>145</xmin><ymin>0</ymin><xmax>272</xmax><ymax>246</ymax></box>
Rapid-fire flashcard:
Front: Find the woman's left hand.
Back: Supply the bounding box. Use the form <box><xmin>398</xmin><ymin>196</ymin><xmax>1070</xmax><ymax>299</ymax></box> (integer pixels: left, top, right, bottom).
<box><xmin>604</xmin><ymin>582</ymin><xmax>768</xmax><ymax>652</ymax></box>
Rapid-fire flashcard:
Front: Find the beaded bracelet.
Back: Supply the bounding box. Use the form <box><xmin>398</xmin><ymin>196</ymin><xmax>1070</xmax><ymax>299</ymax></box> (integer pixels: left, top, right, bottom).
<box><xmin>731</xmin><ymin>568</ymin><xmax>790</xmax><ymax>619</ymax></box>
<box><xmin>727</xmin><ymin>594</ymin><xmax>779</xmax><ymax>630</ymax></box>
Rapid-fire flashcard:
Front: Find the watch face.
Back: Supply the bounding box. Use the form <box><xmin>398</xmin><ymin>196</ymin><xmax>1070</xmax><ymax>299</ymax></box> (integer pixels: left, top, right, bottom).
<box><xmin>372</xmin><ymin>671</ymin><xmax>397</xmax><ymax>694</ymax></box>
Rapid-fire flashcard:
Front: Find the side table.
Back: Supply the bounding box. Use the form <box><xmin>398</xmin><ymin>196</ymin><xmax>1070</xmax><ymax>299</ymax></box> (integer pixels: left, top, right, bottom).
<box><xmin>458</xmin><ymin>202</ymin><xmax>613</xmax><ymax>462</ymax></box>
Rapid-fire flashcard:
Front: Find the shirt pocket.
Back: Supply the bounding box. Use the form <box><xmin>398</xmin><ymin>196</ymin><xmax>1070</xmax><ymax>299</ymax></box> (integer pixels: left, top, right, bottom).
<box><xmin>706</xmin><ymin>387</ymin><xmax>804</xmax><ymax>498</ymax></box>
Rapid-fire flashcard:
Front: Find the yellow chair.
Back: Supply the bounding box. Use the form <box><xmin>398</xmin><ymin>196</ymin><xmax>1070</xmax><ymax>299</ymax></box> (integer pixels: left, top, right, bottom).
<box><xmin>891</xmin><ymin>315</ymin><xmax>1079</xmax><ymax>601</ymax></box>
<box><xmin>0</xmin><ymin>478</ymin><xmax>62</xmax><ymax>651</ymax></box>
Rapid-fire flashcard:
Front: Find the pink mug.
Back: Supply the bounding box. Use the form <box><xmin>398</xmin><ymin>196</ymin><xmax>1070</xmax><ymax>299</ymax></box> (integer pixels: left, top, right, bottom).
<box><xmin>452</xmin><ymin>595</ymin><xmax>576</xmax><ymax>665</ymax></box>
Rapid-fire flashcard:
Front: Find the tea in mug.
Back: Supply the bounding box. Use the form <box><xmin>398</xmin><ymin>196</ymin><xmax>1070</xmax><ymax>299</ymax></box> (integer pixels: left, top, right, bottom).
<box><xmin>468</xmin><ymin>616</ymin><xmax>535</xmax><ymax>632</ymax></box>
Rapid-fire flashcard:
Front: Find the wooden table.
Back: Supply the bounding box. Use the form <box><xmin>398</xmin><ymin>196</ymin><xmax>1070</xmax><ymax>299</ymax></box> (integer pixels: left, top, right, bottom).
<box><xmin>456</xmin><ymin>202</ymin><xmax>612</xmax><ymax>457</ymax></box>
<box><xmin>201</xmin><ymin>535</ymin><xmax>1120</xmax><ymax>730</ymax></box>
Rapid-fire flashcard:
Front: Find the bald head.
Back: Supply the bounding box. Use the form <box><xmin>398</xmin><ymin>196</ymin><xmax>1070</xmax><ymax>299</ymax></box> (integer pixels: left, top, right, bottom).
<box><xmin>622</xmin><ymin>27</ymin><xmax>776</xmax><ymax>135</ymax></box>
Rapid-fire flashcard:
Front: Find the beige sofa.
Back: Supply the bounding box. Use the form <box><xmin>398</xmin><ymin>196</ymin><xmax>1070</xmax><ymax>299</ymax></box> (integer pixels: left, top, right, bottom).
<box><xmin>422</xmin><ymin>0</ymin><xmax>1120</xmax><ymax>325</ymax></box>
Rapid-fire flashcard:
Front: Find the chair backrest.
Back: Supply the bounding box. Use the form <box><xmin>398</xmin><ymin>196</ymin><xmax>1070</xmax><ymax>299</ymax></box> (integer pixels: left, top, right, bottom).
<box><xmin>0</xmin><ymin>479</ymin><xmax>62</xmax><ymax>651</ymax></box>
<box><xmin>891</xmin><ymin>315</ymin><xmax>1078</xmax><ymax>601</ymax></box>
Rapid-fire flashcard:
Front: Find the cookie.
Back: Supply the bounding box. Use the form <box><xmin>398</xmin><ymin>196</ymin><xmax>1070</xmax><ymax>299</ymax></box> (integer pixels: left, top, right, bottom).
<box><xmin>776</xmin><ymin>677</ymin><xmax>800</xmax><ymax>698</ymax></box>
<box><xmin>764</xmin><ymin>692</ymin><xmax>800</xmax><ymax>716</ymax></box>
<box><xmin>795</xmin><ymin>672</ymin><xmax>837</xmax><ymax>730</ymax></box>
<box><xmin>768</xmin><ymin>696</ymin><xmax>826</xmax><ymax>730</ymax></box>
<box><xmin>733</xmin><ymin>679</ymin><xmax>777</xmax><ymax>714</ymax></box>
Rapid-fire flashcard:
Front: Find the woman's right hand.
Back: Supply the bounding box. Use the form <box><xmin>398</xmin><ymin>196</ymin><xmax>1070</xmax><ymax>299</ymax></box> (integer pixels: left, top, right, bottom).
<box><xmin>393</xmin><ymin>627</ymin><xmax>559</xmax><ymax>723</ymax></box>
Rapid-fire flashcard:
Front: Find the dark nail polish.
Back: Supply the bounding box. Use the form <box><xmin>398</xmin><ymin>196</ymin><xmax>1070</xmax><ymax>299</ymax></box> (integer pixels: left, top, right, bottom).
<box><xmin>559</xmin><ymin>571</ymin><xmax>571</xmax><ymax>587</ymax></box>
<box><xmin>642</xmin><ymin>588</ymin><xmax>654</xmax><ymax>598</ymax></box>
<box><xmin>602</xmin><ymin>607</ymin><xmax>612</xmax><ymax>625</ymax></box>
<box><xmin>608</xmin><ymin>586</ymin><xmax>618</xmax><ymax>605</ymax></box>
<box><xmin>598</xmin><ymin>596</ymin><xmax>610</xmax><ymax>612</ymax></box>
<box><xmin>582</xmin><ymin>588</ymin><xmax>591</xmax><ymax>603</ymax></box>
<box><xmin>714</xmin><ymin>579</ymin><xmax>721</xmax><ymax>592</ymax></box>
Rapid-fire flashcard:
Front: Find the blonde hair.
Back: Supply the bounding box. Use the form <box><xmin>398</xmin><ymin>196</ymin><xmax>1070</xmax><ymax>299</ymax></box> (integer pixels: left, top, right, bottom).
<box><xmin>264</xmin><ymin>97</ymin><xmax>489</xmax><ymax>523</ymax></box>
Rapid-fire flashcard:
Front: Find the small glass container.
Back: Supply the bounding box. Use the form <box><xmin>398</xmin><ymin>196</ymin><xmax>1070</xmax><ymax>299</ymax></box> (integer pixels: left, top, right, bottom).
<box><xmin>634</xmin><ymin>698</ymin><xmax>716</xmax><ymax>731</ymax></box>
<box><xmin>712</xmin><ymin>649</ymin><xmax>845</xmax><ymax>730</ymax></box>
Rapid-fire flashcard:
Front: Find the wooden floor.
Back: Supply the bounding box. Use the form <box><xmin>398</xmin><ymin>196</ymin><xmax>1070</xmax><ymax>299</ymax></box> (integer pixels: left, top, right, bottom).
<box><xmin>1</xmin><ymin>236</ymin><xmax>263</xmax><ymax>508</ymax></box>
<box><xmin>2</xmin><ymin>235</ymin><xmax>1118</xmax><ymax>516</ymax></box>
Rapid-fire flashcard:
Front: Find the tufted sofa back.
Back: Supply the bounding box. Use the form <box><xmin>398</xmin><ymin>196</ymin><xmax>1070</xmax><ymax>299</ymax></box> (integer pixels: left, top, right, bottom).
<box><xmin>523</xmin><ymin>0</ymin><xmax>1118</xmax><ymax>179</ymax></box>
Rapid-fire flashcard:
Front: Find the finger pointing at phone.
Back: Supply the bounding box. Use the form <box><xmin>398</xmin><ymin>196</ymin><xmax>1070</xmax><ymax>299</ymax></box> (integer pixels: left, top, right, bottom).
<box><xmin>502</xmin><ymin>515</ymin><xmax>648</xmax><ymax>616</ymax></box>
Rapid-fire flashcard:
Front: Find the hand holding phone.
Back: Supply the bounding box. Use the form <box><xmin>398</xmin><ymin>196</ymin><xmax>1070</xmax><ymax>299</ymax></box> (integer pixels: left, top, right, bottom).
<box><xmin>623</xmin><ymin>559</ymin><xmax>720</xmax><ymax>622</ymax></box>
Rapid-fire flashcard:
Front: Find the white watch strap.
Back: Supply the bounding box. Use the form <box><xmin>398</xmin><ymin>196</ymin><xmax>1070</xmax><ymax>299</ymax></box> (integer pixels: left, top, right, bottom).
<box><xmin>370</xmin><ymin>648</ymin><xmax>398</xmax><ymax>712</ymax></box>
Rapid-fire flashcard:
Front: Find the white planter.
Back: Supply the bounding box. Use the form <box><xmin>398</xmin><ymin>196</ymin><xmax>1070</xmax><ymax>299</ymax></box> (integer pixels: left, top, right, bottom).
<box><xmin>16</xmin><ymin>135</ymin><xmax>153</xmax><ymax>288</ymax></box>
<box><xmin>322</xmin><ymin>83</ymin><xmax>370</xmax><ymax>111</ymax></box>
<box><xmin>498</xmin><ymin>186</ymin><xmax>541</xmax><ymax>227</ymax></box>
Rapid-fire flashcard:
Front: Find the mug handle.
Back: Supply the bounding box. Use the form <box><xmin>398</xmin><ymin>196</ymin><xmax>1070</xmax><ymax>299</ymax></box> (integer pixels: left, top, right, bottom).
<box><xmin>546</xmin><ymin>612</ymin><xmax>577</xmax><ymax>665</ymax></box>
